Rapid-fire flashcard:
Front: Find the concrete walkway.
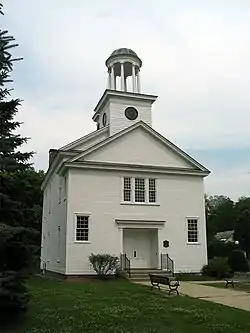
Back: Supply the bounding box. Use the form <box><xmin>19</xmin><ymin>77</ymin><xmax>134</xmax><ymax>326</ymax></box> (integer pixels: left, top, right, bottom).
<box><xmin>135</xmin><ymin>281</ymin><xmax>250</xmax><ymax>312</ymax></box>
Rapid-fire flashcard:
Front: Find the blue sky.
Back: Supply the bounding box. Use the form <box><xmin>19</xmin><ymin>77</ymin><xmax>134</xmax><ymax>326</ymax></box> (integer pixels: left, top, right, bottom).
<box><xmin>2</xmin><ymin>0</ymin><xmax>250</xmax><ymax>200</ymax></box>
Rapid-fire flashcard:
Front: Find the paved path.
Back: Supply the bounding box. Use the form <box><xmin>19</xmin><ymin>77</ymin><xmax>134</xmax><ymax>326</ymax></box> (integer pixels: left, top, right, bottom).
<box><xmin>135</xmin><ymin>281</ymin><xmax>250</xmax><ymax>312</ymax></box>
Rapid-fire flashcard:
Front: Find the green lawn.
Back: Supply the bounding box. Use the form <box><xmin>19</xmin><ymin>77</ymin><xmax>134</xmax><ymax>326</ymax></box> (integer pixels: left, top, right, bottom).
<box><xmin>204</xmin><ymin>282</ymin><xmax>250</xmax><ymax>293</ymax></box>
<box><xmin>22</xmin><ymin>277</ymin><xmax>250</xmax><ymax>333</ymax></box>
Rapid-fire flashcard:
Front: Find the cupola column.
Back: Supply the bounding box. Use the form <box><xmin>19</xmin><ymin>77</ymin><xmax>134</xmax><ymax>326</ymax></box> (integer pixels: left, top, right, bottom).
<box><xmin>111</xmin><ymin>66</ymin><xmax>115</xmax><ymax>90</ymax></box>
<box><xmin>121</xmin><ymin>62</ymin><xmax>125</xmax><ymax>91</ymax></box>
<box><xmin>137</xmin><ymin>69</ymin><xmax>141</xmax><ymax>93</ymax></box>
<box><xmin>132</xmin><ymin>64</ymin><xmax>136</xmax><ymax>93</ymax></box>
<box><xmin>108</xmin><ymin>69</ymin><xmax>112</xmax><ymax>89</ymax></box>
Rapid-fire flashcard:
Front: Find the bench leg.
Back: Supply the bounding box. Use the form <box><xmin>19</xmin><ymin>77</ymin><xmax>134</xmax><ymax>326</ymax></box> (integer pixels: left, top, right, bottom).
<box><xmin>169</xmin><ymin>286</ymin><xmax>179</xmax><ymax>296</ymax></box>
<box><xmin>225</xmin><ymin>281</ymin><xmax>234</xmax><ymax>289</ymax></box>
<box><xmin>151</xmin><ymin>282</ymin><xmax>160</xmax><ymax>291</ymax></box>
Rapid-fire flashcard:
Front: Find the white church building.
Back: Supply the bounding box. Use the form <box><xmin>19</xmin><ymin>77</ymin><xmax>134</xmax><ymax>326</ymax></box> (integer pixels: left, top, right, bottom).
<box><xmin>41</xmin><ymin>48</ymin><xmax>210</xmax><ymax>277</ymax></box>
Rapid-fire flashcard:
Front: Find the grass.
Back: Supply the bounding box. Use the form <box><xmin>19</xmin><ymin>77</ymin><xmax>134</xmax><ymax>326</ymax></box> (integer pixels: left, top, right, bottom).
<box><xmin>204</xmin><ymin>281</ymin><xmax>250</xmax><ymax>293</ymax></box>
<box><xmin>21</xmin><ymin>276</ymin><xmax>250</xmax><ymax>333</ymax></box>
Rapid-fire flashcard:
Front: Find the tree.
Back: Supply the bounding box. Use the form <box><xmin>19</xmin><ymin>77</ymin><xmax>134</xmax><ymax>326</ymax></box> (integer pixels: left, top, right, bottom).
<box><xmin>228</xmin><ymin>250</ymin><xmax>249</xmax><ymax>273</ymax></box>
<box><xmin>2</xmin><ymin>168</ymin><xmax>45</xmax><ymax>258</ymax></box>
<box><xmin>0</xmin><ymin>3</ymin><xmax>34</xmax><ymax>325</ymax></box>
<box><xmin>205</xmin><ymin>195</ymin><xmax>236</xmax><ymax>240</ymax></box>
<box><xmin>234</xmin><ymin>197</ymin><xmax>250</xmax><ymax>256</ymax></box>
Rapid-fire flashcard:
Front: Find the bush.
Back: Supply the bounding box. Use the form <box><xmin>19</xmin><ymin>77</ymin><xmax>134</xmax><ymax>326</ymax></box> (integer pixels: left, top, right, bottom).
<box><xmin>228</xmin><ymin>250</ymin><xmax>249</xmax><ymax>273</ymax></box>
<box><xmin>89</xmin><ymin>254</ymin><xmax>119</xmax><ymax>277</ymax></box>
<box><xmin>0</xmin><ymin>271</ymin><xmax>29</xmax><ymax>325</ymax></box>
<box><xmin>115</xmin><ymin>267</ymin><xmax>128</xmax><ymax>279</ymax></box>
<box><xmin>207</xmin><ymin>240</ymin><xmax>237</xmax><ymax>259</ymax></box>
<box><xmin>201</xmin><ymin>257</ymin><xmax>231</xmax><ymax>279</ymax></box>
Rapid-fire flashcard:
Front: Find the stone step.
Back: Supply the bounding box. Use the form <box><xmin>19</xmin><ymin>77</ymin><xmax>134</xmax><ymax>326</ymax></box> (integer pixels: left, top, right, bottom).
<box><xmin>129</xmin><ymin>269</ymin><xmax>174</xmax><ymax>281</ymax></box>
<box><xmin>129</xmin><ymin>276</ymin><xmax>151</xmax><ymax>281</ymax></box>
<box><xmin>130</xmin><ymin>268</ymin><xmax>162</xmax><ymax>273</ymax></box>
<box><xmin>130</xmin><ymin>269</ymin><xmax>173</xmax><ymax>274</ymax></box>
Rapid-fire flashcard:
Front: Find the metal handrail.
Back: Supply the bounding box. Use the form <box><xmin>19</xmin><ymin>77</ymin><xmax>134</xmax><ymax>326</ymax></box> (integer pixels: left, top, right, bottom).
<box><xmin>161</xmin><ymin>253</ymin><xmax>174</xmax><ymax>274</ymax></box>
<box><xmin>120</xmin><ymin>253</ymin><xmax>131</xmax><ymax>277</ymax></box>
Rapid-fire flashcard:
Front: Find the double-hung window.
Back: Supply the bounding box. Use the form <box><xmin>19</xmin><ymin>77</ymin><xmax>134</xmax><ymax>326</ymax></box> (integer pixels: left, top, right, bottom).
<box><xmin>76</xmin><ymin>215</ymin><xmax>89</xmax><ymax>242</ymax></box>
<box><xmin>135</xmin><ymin>178</ymin><xmax>145</xmax><ymax>202</ymax></box>
<box><xmin>122</xmin><ymin>177</ymin><xmax>157</xmax><ymax>204</ymax></box>
<box><xmin>187</xmin><ymin>218</ymin><xmax>198</xmax><ymax>243</ymax></box>
<box><xmin>123</xmin><ymin>177</ymin><xmax>132</xmax><ymax>202</ymax></box>
<box><xmin>148</xmin><ymin>178</ymin><xmax>156</xmax><ymax>203</ymax></box>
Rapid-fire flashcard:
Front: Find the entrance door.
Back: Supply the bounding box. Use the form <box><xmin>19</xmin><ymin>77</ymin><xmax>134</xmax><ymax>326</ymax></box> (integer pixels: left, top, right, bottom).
<box><xmin>124</xmin><ymin>229</ymin><xmax>151</xmax><ymax>268</ymax></box>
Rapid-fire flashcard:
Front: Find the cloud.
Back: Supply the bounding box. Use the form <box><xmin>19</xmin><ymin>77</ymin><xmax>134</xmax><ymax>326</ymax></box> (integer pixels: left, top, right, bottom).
<box><xmin>2</xmin><ymin>0</ymin><xmax>250</xmax><ymax>198</ymax></box>
<box><xmin>205</xmin><ymin>167</ymin><xmax>250</xmax><ymax>201</ymax></box>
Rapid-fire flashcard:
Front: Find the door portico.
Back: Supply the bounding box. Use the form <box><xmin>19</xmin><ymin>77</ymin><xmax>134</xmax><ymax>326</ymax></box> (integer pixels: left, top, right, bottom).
<box><xmin>116</xmin><ymin>219</ymin><xmax>166</xmax><ymax>269</ymax></box>
<box><xmin>123</xmin><ymin>229</ymin><xmax>158</xmax><ymax>268</ymax></box>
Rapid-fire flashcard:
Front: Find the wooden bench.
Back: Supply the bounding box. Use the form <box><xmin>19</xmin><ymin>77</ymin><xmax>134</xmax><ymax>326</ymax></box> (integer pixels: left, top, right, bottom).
<box><xmin>149</xmin><ymin>274</ymin><xmax>180</xmax><ymax>295</ymax></box>
<box><xmin>225</xmin><ymin>272</ymin><xmax>250</xmax><ymax>288</ymax></box>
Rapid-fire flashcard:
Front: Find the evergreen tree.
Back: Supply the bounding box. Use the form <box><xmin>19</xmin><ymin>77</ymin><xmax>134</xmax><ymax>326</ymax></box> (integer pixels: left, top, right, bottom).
<box><xmin>0</xmin><ymin>3</ymin><xmax>34</xmax><ymax>325</ymax></box>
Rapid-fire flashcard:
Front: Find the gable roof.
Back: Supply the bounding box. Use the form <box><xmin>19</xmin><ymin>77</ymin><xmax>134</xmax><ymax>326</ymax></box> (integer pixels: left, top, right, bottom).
<box><xmin>59</xmin><ymin>126</ymin><xmax>108</xmax><ymax>151</ymax></box>
<box><xmin>68</xmin><ymin>121</ymin><xmax>210</xmax><ymax>174</ymax></box>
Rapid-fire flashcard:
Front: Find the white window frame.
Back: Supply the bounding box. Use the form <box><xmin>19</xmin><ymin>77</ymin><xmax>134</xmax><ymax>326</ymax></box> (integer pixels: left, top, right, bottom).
<box><xmin>186</xmin><ymin>217</ymin><xmax>199</xmax><ymax>244</ymax></box>
<box><xmin>121</xmin><ymin>177</ymin><xmax>158</xmax><ymax>205</ymax></box>
<box><xmin>74</xmin><ymin>213</ymin><xmax>91</xmax><ymax>243</ymax></box>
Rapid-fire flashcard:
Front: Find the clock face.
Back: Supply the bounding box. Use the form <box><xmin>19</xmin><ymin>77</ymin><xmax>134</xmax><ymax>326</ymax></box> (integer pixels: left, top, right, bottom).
<box><xmin>125</xmin><ymin>107</ymin><xmax>138</xmax><ymax>120</ymax></box>
<box><xmin>102</xmin><ymin>112</ymin><xmax>107</xmax><ymax>126</ymax></box>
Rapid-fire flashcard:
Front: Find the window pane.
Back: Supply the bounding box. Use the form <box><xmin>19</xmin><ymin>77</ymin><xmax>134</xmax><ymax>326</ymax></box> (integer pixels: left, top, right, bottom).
<box><xmin>149</xmin><ymin>179</ymin><xmax>156</xmax><ymax>191</ymax></box>
<box><xmin>149</xmin><ymin>191</ymin><xmax>156</xmax><ymax>203</ymax></box>
<box><xmin>124</xmin><ymin>189</ymin><xmax>131</xmax><ymax>202</ymax></box>
<box><xmin>135</xmin><ymin>178</ymin><xmax>145</xmax><ymax>190</ymax></box>
<box><xmin>124</xmin><ymin>177</ymin><xmax>131</xmax><ymax>189</ymax></box>
<box><xmin>135</xmin><ymin>190</ymin><xmax>145</xmax><ymax>202</ymax></box>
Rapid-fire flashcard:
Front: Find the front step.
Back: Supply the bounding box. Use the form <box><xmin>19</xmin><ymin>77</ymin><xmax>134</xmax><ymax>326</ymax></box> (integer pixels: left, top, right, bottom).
<box><xmin>129</xmin><ymin>268</ymin><xmax>173</xmax><ymax>281</ymax></box>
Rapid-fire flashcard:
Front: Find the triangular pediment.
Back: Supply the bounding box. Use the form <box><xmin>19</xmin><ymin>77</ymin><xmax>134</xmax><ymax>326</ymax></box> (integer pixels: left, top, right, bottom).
<box><xmin>68</xmin><ymin>122</ymin><xmax>209</xmax><ymax>173</ymax></box>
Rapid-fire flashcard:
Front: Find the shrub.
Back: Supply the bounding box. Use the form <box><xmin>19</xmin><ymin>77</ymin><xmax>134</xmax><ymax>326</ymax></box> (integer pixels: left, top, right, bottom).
<box><xmin>115</xmin><ymin>267</ymin><xmax>128</xmax><ymax>279</ymax></box>
<box><xmin>201</xmin><ymin>257</ymin><xmax>231</xmax><ymax>279</ymax></box>
<box><xmin>89</xmin><ymin>254</ymin><xmax>119</xmax><ymax>277</ymax></box>
<box><xmin>207</xmin><ymin>240</ymin><xmax>237</xmax><ymax>259</ymax></box>
<box><xmin>228</xmin><ymin>250</ymin><xmax>249</xmax><ymax>273</ymax></box>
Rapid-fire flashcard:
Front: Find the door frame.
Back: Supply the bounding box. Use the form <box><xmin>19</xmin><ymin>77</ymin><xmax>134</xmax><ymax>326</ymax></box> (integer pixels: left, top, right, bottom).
<box><xmin>122</xmin><ymin>228</ymin><xmax>158</xmax><ymax>268</ymax></box>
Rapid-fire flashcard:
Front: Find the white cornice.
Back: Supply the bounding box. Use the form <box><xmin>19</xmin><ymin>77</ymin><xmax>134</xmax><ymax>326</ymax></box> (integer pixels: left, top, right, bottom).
<box><xmin>62</xmin><ymin>161</ymin><xmax>209</xmax><ymax>177</ymax></box>
<box><xmin>115</xmin><ymin>219</ymin><xmax>166</xmax><ymax>228</ymax></box>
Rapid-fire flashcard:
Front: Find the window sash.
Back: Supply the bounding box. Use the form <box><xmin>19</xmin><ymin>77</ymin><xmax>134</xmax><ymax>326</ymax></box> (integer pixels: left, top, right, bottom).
<box><xmin>123</xmin><ymin>178</ymin><xmax>131</xmax><ymax>201</ymax></box>
<box><xmin>187</xmin><ymin>219</ymin><xmax>198</xmax><ymax>243</ymax></box>
<box><xmin>135</xmin><ymin>178</ymin><xmax>145</xmax><ymax>202</ymax></box>
<box><xmin>148</xmin><ymin>178</ymin><xmax>156</xmax><ymax>203</ymax></box>
<box><xmin>76</xmin><ymin>216</ymin><xmax>89</xmax><ymax>241</ymax></box>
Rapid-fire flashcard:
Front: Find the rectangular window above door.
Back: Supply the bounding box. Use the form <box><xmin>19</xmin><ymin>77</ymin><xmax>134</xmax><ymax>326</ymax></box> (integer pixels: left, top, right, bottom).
<box><xmin>122</xmin><ymin>177</ymin><xmax>158</xmax><ymax>204</ymax></box>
